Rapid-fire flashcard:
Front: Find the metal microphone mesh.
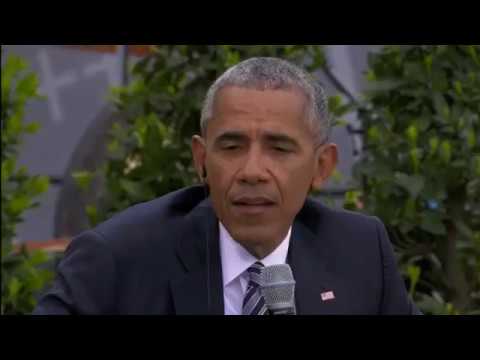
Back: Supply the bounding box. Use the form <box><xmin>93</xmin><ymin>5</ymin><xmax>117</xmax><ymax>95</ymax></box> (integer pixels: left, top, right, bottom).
<box><xmin>259</xmin><ymin>264</ymin><xmax>296</xmax><ymax>315</ymax></box>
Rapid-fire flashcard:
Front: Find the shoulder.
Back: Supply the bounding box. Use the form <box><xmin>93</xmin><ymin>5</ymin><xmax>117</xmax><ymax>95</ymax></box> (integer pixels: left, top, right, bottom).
<box><xmin>97</xmin><ymin>186</ymin><xmax>206</xmax><ymax>229</ymax></box>
<box><xmin>298</xmin><ymin>197</ymin><xmax>386</xmax><ymax>251</ymax></box>
<box><xmin>300</xmin><ymin>197</ymin><xmax>383</xmax><ymax>232</ymax></box>
<box><xmin>80</xmin><ymin>186</ymin><xmax>208</xmax><ymax>256</ymax></box>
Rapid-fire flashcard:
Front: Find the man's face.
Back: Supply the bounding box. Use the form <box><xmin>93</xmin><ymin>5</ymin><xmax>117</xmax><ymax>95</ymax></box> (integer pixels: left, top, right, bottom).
<box><xmin>192</xmin><ymin>86</ymin><xmax>337</xmax><ymax>258</ymax></box>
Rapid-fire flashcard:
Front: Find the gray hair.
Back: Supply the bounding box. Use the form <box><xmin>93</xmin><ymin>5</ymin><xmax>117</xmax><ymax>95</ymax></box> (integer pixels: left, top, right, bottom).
<box><xmin>200</xmin><ymin>57</ymin><xmax>330</xmax><ymax>146</ymax></box>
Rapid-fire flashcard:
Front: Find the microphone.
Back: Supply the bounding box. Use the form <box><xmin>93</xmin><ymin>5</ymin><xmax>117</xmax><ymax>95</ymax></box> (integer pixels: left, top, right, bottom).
<box><xmin>259</xmin><ymin>264</ymin><xmax>297</xmax><ymax>315</ymax></box>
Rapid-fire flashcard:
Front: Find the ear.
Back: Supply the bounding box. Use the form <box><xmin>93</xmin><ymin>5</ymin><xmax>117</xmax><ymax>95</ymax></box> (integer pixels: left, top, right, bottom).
<box><xmin>311</xmin><ymin>143</ymin><xmax>338</xmax><ymax>191</ymax></box>
<box><xmin>191</xmin><ymin>135</ymin><xmax>207</xmax><ymax>182</ymax></box>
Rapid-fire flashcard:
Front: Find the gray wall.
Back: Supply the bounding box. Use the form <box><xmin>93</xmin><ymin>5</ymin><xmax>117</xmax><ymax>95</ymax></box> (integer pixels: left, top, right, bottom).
<box><xmin>3</xmin><ymin>45</ymin><xmax>125</xmax><ymax>243</ymax></box>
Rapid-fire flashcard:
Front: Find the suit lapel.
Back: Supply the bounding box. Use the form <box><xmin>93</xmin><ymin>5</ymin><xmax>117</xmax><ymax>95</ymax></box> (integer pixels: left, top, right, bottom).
<box><xmin>288</xmin><ymin>214</ymin><xmax>341</xmax><ymax>315</ymax></box>
<box><xmin>170</xmin><ymin>200</ymin><xmax>224</xmax><ymax>315</ymax></box>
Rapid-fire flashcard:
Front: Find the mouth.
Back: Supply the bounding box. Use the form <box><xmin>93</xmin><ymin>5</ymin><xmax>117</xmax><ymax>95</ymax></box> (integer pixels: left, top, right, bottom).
<box><xmin>231</xmin><ymin>196</ymin><xmax>277</xmax><ymax>215</ymax></box>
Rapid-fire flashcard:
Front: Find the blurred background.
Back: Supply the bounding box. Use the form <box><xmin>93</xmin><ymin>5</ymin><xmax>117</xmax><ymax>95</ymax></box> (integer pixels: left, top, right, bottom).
<box><xmin>2</xmin><ymin>45</ymin><xmax>479</xmax><ymax>314</ymax></box>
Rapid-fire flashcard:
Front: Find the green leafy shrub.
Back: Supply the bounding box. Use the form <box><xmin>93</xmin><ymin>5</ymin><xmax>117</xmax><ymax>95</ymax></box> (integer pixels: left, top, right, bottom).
<box><xmin>1</xmin><ymin>54</ymin><xmax>53</xmax><ymax>314</ymax></box>
<box><xmin>345</xmin><ymin>45</ymin><xmax>480</xmax><ymax>314</ymax></box>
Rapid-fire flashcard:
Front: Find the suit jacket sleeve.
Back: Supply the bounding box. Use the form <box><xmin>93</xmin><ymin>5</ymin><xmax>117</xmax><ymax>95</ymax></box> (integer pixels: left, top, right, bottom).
<box><xmin>375</xmin><ymin>218</ymin><xmax>422</xmax><ymax>315</ymax></box>
<box><xmin>32</xmin><ymin>230</ymin><xmax>117</xmax><ymax>315</ymax></box>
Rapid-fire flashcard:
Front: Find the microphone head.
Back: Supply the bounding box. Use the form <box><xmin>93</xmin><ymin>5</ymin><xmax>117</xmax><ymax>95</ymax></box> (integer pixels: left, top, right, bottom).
<box><xmin>259</xmin><ymin>264</ymin><xmax>296</xmax><ymax>315</ymax></box>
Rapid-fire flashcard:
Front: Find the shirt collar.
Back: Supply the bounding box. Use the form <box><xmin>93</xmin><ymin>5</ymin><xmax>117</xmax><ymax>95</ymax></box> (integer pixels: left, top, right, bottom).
<box><xmin>219</xmin><ymin>222</ymin><xmax>291</xmax><ymax>287</ymax></box>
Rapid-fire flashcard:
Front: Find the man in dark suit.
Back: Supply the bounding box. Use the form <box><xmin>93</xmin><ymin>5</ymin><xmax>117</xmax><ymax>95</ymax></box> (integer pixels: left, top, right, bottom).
<box><xmin>34</xmin><ymin>57</ymin><xmax>420</xmax><ymax>315</ymax></box>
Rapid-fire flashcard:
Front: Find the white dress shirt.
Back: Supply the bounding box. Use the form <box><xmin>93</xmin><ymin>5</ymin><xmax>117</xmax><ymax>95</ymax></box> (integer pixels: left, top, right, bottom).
<box><xmin>219</xmin><ymin>222</ymin><xmax>291</xmax><ymax>315</ymax></box>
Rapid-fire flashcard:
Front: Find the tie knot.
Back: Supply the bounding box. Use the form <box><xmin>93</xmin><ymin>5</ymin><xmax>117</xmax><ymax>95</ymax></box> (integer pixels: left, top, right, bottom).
<box><xmin>247</xmin><ymin>261</ymin><xmax>264</xmax><ymax>274</ymax></box>
<box><xmin>246</xmin><ymin>261</ymin><xmax>264</xmax><ymax>286</ymax></box>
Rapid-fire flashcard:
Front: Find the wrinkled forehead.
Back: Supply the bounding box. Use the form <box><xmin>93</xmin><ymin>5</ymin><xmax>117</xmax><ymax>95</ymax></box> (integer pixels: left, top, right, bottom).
<box><xmin>205</xmin><ymin>86</ymin><xmax>316</xmax><ymax>145</ymax></box>
<box><xmin>209</xmin><ymin>86</ymin><xmax>310</xmax><ymax>126</ymax></box>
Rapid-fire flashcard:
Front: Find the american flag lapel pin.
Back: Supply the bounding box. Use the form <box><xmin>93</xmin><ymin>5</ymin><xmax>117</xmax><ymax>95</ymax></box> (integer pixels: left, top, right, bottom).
<box><xmin>321</xmin><ymin>291</ymin><xmax>335</xmax><ymax>301</ymax></box>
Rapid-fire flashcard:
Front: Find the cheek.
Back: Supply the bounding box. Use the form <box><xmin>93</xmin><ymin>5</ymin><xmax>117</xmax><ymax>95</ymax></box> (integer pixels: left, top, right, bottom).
<box><xmin>206</xmin><ymin>158</ymin><xmax>237</xmax><ymax>193</ymax></box>
<box><xmin>277</xmin><ymin>160</ymin><xmax>316</xmax><ymax>199</ymax></box>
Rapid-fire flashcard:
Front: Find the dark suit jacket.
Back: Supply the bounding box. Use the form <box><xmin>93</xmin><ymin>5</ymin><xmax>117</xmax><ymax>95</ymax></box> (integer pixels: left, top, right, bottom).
<box><xmin>33</xmin><ymin>185</ymin><xmax>420</xmax><ymax>315</ymax></box>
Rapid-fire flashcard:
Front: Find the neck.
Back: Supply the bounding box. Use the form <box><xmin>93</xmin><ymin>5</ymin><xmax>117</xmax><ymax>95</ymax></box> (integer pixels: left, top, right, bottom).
<box><xmin>240</xmin><ymin>228</ymin><xmax>291</xmax><ymax>260</ymax></box>
<box><xmin>244</xmin><ymin>244</ymin><xmax>277</xmax><ymax>260</ymax></box>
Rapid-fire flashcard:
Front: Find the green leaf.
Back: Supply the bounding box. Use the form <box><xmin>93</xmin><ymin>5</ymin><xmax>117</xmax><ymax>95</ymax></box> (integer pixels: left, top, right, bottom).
<box><xmin>454</xmin><ymin>81</ymin><xmax>463</xmax><ymax>96</ymax></box>
<box><xmin>108</xmin><ymin>139</ymin><xmax>123</xmax><ymax>154</ymax></box>
<box><xmin>404</xmin><ymin>197</ymin><xmax>417</xmax><ymax>220</ymax></box>
<box><xmin>369</xmin><ymin>79</ymin><xmax>405</xmax><ymax>92</ymax></box>
<box><xmin>7</xmin><ymin>112</ymin><xmax>23</xmax><ymax>136</ymax></box>
<box><xmin>404</xmin><ymin>63</ymin><xmax>424</xmax><ymax>81</ymax></box>
<box><xmin>466</xmin><ymin>178</ymin><xmax>480</xmax><ymax>197</ymax></box>
<box><xmin>31</xmin><ymin>176</ymin><xmax>49</xmax><ymax>194</ymax></box>
<box><xmin>367</xmin><ymin>126</ymin><xmax>380</xmax><ymax>142</ymax></box>
<box><xmin>225</xmin><ymin>51</ymin><xmax>240</xmax><ymax>68</ymax></box>
<box><xmin>431</xmin><ymin>71</ymin><xmax>449</xmax><ymax>92</ymax></box>
<box><xmin>24</xmin><ymin>122</ymin><xmax>40</xmax><ymax>134</ymax></box>
<box><xmin>433</xmin><ymin>93</ymin><xmax>449</xmax><ymax>119</ymax></box>
<box><xmin>8</xmin><ymin>277</ymin><xmax>21</xmax><ymax>298</ymax></box>
<box><xmin>86</xmin><ymin>205</ymin><xmax>99</xmax><ymax>226</ymax></box>
<box><xmin>1</xmin><ymin>158</ymin><xmax>16</xmax><ymax>183</ymax></box>
<box><xmin>420</xmin><ymin>212</ymin><xmax>446</xmax><ymax>235</ymax></box>
<box><xmin>473</xmin><ymin>155</ymin><xmax>480</xmax><ymax>177</ymax></box>
<box><xmin>406</xmin><ymin>125</ymin><xmax>418</xmax><ymax>146</ymax></box>
<box><xmin>439</xmin><ymin>140</ymin><xmax>451</xmax><ymax>164</ymax></box>
<box><xmin>16</xmin><ymin>73</ymin><xmax>39</xmax><ymax>98</ymax></box>
<box><xmin>1</xmin><ymin>56</ymin><xmax>27</xmax><ymax>98</ymax></box>
<box><xmin>72</xmin><ymin>171</ymin><xmax>94</xmax><ymax>192</ymax></box>
<box><xmin>454</xmin><ymin>219</ymin><xmax>473</xmax><ymax>239</ymax></box>
<box><xmin>466</xmin><ymin>129</ymin><xmax>476</xmax><ymax>149</ymax></box>
<box><xmin>424</xmin><ymin>55</ymin><xmax>433</xmax><ymax>73</ymax></box>
<box><xmin>409</xmin><ymin>148</ymin><xmax>421</xmax><ymax>173</ymax></box>
<box><xmin>407</xmin><ymin>265</ymin><xmax>421</xmax><ymax>296</ymax></box>
<box><xmin>29</xmin><ymin>249</ymin><xmax>50</xmax><ymax>266</ymax></box>
<box><xmin>467</xmin><ymin>45</ymin><xmax>479</xmax><ymax>65</ymax></box>
<box><xmin>328</xmin><ymin>95</ymin><xmax>343</xmax><ymax>115</ymax></box>
<box><xmin>344</xmin><ymin>190</ymin><xmax>362</xmax><ymax>209</ymax></box>
<box><xmin>429</xmin><ymin>137</ymin><xmax>439</xmax><ymax>156</ymax></box>
<box><xmin>394</xmin><ymin>173</ymin><xmax>425</xmax><ymax>198</ymax></box>
<box><xmin>9</xmin><ymin>195</ymin><xmax>31</xmax><ymax>214</ymax></box>
<box><xmin>119</xmin><ymin>179</ymin><xmax>148</xmax><ymax>199</ymax></box>
<box><xmin>366</xmin><ymin>69</ymin><xmax>376</xmax><ymax>82</ymax></box>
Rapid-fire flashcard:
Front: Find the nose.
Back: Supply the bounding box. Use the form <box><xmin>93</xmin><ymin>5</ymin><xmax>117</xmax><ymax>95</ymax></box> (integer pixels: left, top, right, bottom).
<box><xmin>237</xmin><ymin>145</ymin><xmax>269</xmax><ymax>185</ymax></box>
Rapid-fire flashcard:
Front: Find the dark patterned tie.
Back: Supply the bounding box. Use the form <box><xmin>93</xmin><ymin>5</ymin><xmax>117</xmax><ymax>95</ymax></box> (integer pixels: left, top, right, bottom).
<box><xmin>242</xmin><ymin>261</ymin><xmax>268</xmax><ymax>315</ymax></box>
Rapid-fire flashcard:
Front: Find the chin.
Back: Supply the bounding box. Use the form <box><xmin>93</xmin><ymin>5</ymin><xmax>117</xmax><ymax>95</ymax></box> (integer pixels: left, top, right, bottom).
<box><xmin>228</xmin><ymin>223</ymin><xmax>281</xmax><ymax>249</ymax></box>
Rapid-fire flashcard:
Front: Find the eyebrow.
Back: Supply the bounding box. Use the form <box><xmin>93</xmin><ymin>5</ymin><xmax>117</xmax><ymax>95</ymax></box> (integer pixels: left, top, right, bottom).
<box><xmin>213</xmin><ymin>130</ymin><xmax>300</xmax><ymax>148</ymax></box>
<box><xmin>213</xmin><ymin>131</ymin><xmax>249</xmax><ymax>145</ymax></box>
<box><xmin>263</xmin><ymin>132</ymin><xmax>299</xmax><ymax>148</ymax></box>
